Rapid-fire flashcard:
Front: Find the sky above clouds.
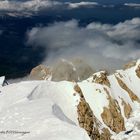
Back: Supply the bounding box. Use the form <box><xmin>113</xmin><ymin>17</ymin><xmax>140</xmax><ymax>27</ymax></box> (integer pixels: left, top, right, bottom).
<box><xmin>27</xmin><ymin>18</ymin><xmax>140</xmax><ymax>71</ymax></box>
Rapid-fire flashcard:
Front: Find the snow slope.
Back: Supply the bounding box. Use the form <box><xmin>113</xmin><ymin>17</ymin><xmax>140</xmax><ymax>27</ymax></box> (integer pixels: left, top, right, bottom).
<box><xmin>0</xmin><ymin>59</ymin><xmax>140</xmax><ymax>139</ymax></box>
<box><xmin>0</xmin><ymin>81</ymin><xmax>89</xmax><ymax>140</ymax></box>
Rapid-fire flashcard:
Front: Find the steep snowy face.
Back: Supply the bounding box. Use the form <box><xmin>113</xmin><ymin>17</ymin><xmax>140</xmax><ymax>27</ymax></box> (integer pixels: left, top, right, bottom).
<box><xmin>81</xmin><ymin>59</ymin><xmax>140</xmax><ymax>139</ymax></box>
<box><xmin>0</xmin><ymin>59</ymin><xmax>140</xmax><ymax>140</ymax></box>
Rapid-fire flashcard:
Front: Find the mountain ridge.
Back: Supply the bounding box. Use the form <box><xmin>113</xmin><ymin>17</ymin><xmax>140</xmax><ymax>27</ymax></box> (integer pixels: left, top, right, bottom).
<box><xmin>0</xmin><ymin>59</ymin><xmax>140</xmax><ymax>139</ymax></box>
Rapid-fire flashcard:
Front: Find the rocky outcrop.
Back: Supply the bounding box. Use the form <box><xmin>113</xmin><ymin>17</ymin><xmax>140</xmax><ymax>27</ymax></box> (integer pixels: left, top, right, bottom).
<box><xmin>102</xmin><ymin>88</ymin><xmax>125</xmax><ymax>133</ymax></box>
<box><xmin>99</xmin><ymin>128</ymin><xmax>111</xmax><ymax>140</ymax></box>
<box><xmin>136</xmin><ymin>64</ymin><xmax>140</xmax><ymax>78</ymax></box>
<box><xmin>74</xmin><ymin>84</ymin><xmax>95</xmax><ymax>137</ymax></box>
<box><xmin>92</xmin><ymin>71</ymin><xmax>110</xmax><ymax>87</ymax></box>
<box><xmin>29</xmin><ymin>65</ymin><xmax>52</xmax><ymax>80</ymax></box>
<box><xmin>74</xmin><ymin>85</ymin><xmax>111</xmax><ymax>140</ymax></box>
<box><xmin>121</xmin><ymin>99</ymin><xmax>132</xmax><ymax>119</ymax></box>
<box><xmin>116</xmin><ymin>76</ymin><xmax>140</xmax><ymax>103</ymax></box>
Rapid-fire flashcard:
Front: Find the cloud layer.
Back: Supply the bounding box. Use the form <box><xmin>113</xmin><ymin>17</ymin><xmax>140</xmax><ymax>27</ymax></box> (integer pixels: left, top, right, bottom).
<box><xmin>0</xmin><ymin>0</ymin><xmax>99</xmax><ymax>12</ymax></box>
<box><xmin>27</xmin><ymin>18</ymin><xmax>140</xmax><ymax>71</ymax></box>
<box><xmin>0</xmin><ymin>0</ymin><xmax>60</xmax><ymax>11</ymax></box>
<box><xmin>66</xmin><ymin>1</ymin><xmax>98</xmax><ymax>9</ymax></box>
<box><xmin>0</xmin><ymin>0</ymin><xmax>140</xmax><ymax>17</ymax></box>
<box><xmin>0</xmin><ymin>0</ymin><xmax>62</xmax><ymax>16</ymax></box>
<box><xmin>124</xmin><ymin>3</ymin><xmax>140</xmax><ymax>7</ymax></box>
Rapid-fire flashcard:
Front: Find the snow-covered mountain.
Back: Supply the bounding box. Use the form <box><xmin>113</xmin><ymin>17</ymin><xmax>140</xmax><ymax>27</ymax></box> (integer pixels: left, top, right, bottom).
<box><xmin>0</xmin><ymin>59</ymin><xmax>140</xmax><ymax>140</ymax></box>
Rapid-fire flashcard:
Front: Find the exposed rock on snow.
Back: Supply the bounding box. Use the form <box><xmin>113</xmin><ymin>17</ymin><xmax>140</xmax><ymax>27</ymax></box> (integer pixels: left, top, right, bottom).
<box><xmin>74</xmin><ymin>84</ymin><xmax>111</xmax><ymax>140</ymax></box>
<box><xmin>121</xmin><ymin>99</ymin><xmax>132</xmax><ymax>119</ymax></box>
<box><xmin>101</xmin><ymin>87</ymin><xmax>125</xmax><ymax>133</ymax></box>
<box><xmin>92</xmin><ymin>71</ymin><xmax>110</xmax><ymax>87</ymax></box>
<box><xmin>115</xmin><ymin>76</ymin><xmax>140</xmax><ymax>103</ymax></box>
<box><xmin>136</xmin><ymin>64</ymin><xmax>140</xmax><ymax>78</ymax></box>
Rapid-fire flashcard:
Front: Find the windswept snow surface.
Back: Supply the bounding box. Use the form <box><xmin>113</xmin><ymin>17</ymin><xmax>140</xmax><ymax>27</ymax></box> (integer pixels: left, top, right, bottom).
<box><xmin>0</xmin><ymin>81</ymin><xmax>89</xmax><ymax>140</ymax></box>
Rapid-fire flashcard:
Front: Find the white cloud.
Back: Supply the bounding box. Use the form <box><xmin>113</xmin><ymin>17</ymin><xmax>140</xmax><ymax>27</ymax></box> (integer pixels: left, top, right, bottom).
<box><xmin>65</xmin><ymin>1</ymin><xmax>98</xmax><ymax>9</ymax></box>
<box><xmin>27</xmin><ymin>18</ymin><xmax>140</xmax><ymax>71</ymax></box>
<box><xmin>0</xmin><ymin>0</ymin><xmax>61</xmax><ymax>11</ymax></box>
<box><xmin>124</xmin><ymin>3</ymin><xmax>140</xmax><ymax>7</ymax></box>
<box><xmin>0</xmin><ymin>0</ymin><xmax>62</xmax><ymax>16</ymax></box>
<box><xmin>0</xmin><ymin>0</ymin><xmax>100</xmax><ymax>16</ymax></box>
<box><xmin>0</xmin><ymin>1</ymin><xmax>119</xmax><ymax>17</ymax></box>
<box><xmin>0</xmin><ymin>0</ymin><xmax>99</xmax><ymax>12</ymax></box>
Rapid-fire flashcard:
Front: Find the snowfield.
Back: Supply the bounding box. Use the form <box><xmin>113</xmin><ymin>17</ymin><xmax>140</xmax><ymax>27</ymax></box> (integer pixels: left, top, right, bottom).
<box><xmin>0</xmin><ymin>81</ymin><xmax>90</xmax><ymax>140</ymax></box>
<box><xmin>0</xmin><ymin>59</ymin><xmax>140</xmax><ymax>139</ymax></box>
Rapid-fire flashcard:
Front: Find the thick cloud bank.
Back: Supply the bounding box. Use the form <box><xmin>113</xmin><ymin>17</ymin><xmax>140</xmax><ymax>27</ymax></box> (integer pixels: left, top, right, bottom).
<box><xmin>0</xmin><ymin>0</ymin><xmax>99</xmax><ymax>12</ymax></box>
<box><xmin>27</xmin><ymin>18</ymin><xmax>140</xmax><ymax>71</ymax></box>
<box><xmin>0</xmin><ymin>0</ymin><xmax>61</xmax><ymax>16</ymax></box>
<box><xmin>0</xmin><ymin>0</ymin><xmax>61</xmax><ymax>11</ymax></box>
